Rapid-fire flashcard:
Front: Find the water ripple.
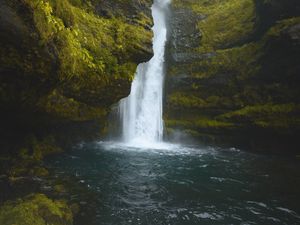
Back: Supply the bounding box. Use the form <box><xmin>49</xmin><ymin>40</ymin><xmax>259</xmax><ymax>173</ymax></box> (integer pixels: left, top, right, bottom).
<box><xmin>45</xmin><ymin>142</ymin><xmax>300</xmax><ymax>225</ymax></box>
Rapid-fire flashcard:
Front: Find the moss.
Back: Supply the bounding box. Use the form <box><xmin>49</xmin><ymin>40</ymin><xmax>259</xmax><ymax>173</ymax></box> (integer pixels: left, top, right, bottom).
<box><xmin>168</xmin><ymin>92</ymin><xmax>206</xmax><ymax>108</ymax></box>
<box><xmin>165</xmin><ymin>118</ymin><xmax>233</xmax><ymax>129</ymax></box>
<box><xmin>219</xmin><ymin>103</ymin><xmax>299</xmax><ymax>118</ymax></box>
<box><xmin>167</xmin><ymin>92</ymin><xmax>234</xmax><ymax>109</ymax></box>
<box><xmin>263</xmin><ymin>16</ymin><xmax>300</xmax><ymax>39</ymax></box>
<box><xmin>26</xmin><ymin>135</ymin><xmax>62</xmax><ymax>161</ymax></box>
<box><xmin>195</xmin><ymin>119</ymin><xmax>233</xmax><ymax>128</ymax></box>
<box><xmin>133</xmin><ymin>12</ymin><xmax>154</xmax><ymax>29</ymax></box>
<box><xmin>166</xmin><ymin>0</ymin><xmax>300</xmax><ymax>147</ymax></box>
<box><xmin>218</xmin><ymin>103</ymin><xmax>300</xmax><ymax>128</ymax></box>
<box><xmin>54</xmin><ymin>184</ymin><xmax>67</xmax><ymax>193</ymax></box>
<box><xmin>170</xmin><ymin>41</ymin><xmax>261</xmax><ymax>83</ymax></box>
<box><xmin>0</xmin><ymin>0</ymin><xmax>153</xmax><ymax>124</ymax></box>
<box><xmin>0</xmin><ymin>194</ymin><xmax>73</xmax><ymax>225</ymax></box>
<box><xmin>31</xmin><ymin>166</ymin><xmax>49</xmax><ymax>176</ymax></box>
<box><xmin>10</xmin><ymin>135</ymin><xmax>62</xmax><ymax>179</ymax></box>
<box><xmin>23</xmin><ymin>0</ymin><xmax>152</xmax><ymax>82</ymax></box>
<box><xmin>9</xmin><ymin>162</ymin><xmax>30</xmax><ymax>178</ymax></box>
<box><xmin>37</xmin><ymin>89</ymin><xmax>107</xmax><ymax>121</ymax></box>
<box><xmin>173</xmin><ymin>0</ymin><xmax>256</xmax><ymax>51</ymax></box>
<box><xmin>195</xmin><ymin>42</ymin><xmax>261</xmax><ymax>79</ymax></box>
<box><xmin>9</xmin><ymin>160</ymin><xmax>49</xmax><ymax>178</ymax></box>
<box><xmin>190</xmin><ymin>15</ymin><xmax>300</xmax><ymax>82</ymax></box>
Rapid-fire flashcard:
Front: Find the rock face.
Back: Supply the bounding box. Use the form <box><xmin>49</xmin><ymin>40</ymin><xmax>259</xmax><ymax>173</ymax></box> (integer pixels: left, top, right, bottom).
<box><xmin>0</xmin><ymin>0</ymin><xmax>153</xmax><ymax>151</ymax></box>
<box><xmin>0</xmin><ymin>1</ymin><xmax>154</xmax><ymax>222</ymax></box>
<box><xmin>165</xmin><ymin>0</ymin><xmax>300</xmax><ymax>153</ymax></box>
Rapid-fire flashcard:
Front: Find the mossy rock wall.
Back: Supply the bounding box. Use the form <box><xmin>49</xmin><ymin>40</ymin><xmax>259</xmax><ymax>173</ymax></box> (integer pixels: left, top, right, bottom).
<box><xmin>0</xmin><ymin>2</ymin><xmax>154</xmax><ymax>221</ymax></box>
<box><xmin>0</xmin><ymin>0</ymin><xmax>153</xmax><ymax>151</ymax></box>
<box><xmin>0</xmin><ymin>0</ymin><xmax>153</xmax><ymax>114</ymax></box>
<box><xmin>164</xmin><ymin>0</ymin><xmax>300</xmax><ymax>153</ymax></box>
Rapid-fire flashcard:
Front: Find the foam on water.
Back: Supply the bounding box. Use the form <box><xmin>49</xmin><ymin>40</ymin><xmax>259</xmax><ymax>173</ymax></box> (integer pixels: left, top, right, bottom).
<box><xmin>47</xmin><ymin>141</ymin><xmax>300</xmax><ymax>225</ymax></box>
<box><xmin>98</xmin><ymin>141</ymin><xmax>209</xmax><ymax>156</ymax></box>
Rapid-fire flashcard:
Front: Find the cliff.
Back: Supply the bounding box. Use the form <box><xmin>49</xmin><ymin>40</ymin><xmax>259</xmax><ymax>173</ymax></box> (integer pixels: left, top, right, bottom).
<box><xmin>0</xmin><ymin>0</ymin><xmax>153</xmax><ymax>153</ymax></box>
<box><xmin>0</xmin><ymin>1</ymin><xmax>153</xmax><ymax>223</ymax></box>
<box><xmin>165</xmin><ymin>0</ymin><xmax>300</xmax><ymax>153</ymax></box>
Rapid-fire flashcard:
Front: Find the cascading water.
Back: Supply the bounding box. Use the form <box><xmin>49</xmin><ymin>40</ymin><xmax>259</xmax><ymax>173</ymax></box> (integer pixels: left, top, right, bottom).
<box><xmin>118</xmin><ymin>0</ymin><xmax>170</xmax><ymax>146</ymax></box>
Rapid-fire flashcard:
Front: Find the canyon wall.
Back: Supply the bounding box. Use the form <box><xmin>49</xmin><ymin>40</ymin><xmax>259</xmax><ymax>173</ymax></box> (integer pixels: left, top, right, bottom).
<box><xmin>0</xmin><ymin>0</ymin><xmax>153</xmax><ymax>155</ymax></box>
<box><xmin>165</xmin><ymin>0</ymin><xmax>300</xmax><ymax>153</ymax></box>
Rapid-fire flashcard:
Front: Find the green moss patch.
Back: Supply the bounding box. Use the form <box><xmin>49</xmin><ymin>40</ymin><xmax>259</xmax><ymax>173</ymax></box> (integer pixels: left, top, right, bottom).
<box><xmin>37</xmin><ymin>89</ymin><xmax>107</xmax><ymax>121</ymax></box>
<box><xmin>218</xmin><ymin>103</ymin><xmax>300</xmax><ymax>128</ymax></box>
<box><xmin>194</xmin><ymin>42</ymin><xmax>261</xmax><ymax>79</ymax></box>
<box><xmin>24</xmin><ymin>0</ymin><xmax>152</xmax><ymax>81</ymax></box>
<box><xmin>263</xmin><ymin>16</ymin><xmax>300</xmax><ymax>39</ymax></box>
<box><xmin>0</xmin><ymin>194</ymin><xmax>73</xmax><ymax>225</ymax></box>
<box><xmin>0</xmin><ymin>0</ymin><xmax>153</xmax><ymax>124</ymax></box>
<box><xmin>167</xmin><ymin>92</ymin><xmax>234</xmax><ymax>109</ymax></box>
<box><xmin>166</xmin><ymin>118</ymin><xmax>233</xmax><ymax>129</ymax></box>
<box><xmin>173</xmin><ymin>0</ymin><xmax>256</xmax><ymax>51</ymax></box>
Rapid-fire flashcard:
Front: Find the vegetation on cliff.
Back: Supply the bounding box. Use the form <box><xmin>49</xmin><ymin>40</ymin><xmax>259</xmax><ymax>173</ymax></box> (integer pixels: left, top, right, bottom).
<box><xmin>0</xmin><ymin>0</ymin><xmax>153</xmax><ymax>122</ymax></box>
<box><xmin>0</xmin><ymin>0</ymin><xmax>154</xmax><ymax>223</ymax></box>
<box><xmin>0</xmin><ymin>0</ymin><xmax>153</xmax><ymax>160</ymax></box>
<box><xmin>165</xmin><ymin>0</ymin><xmax>300</xmax><ymax>150</ymax></box>
<box><xmin>174</xmin><ymin>0</ymin><xmax>256</xmax><ymax>50</ymax></box>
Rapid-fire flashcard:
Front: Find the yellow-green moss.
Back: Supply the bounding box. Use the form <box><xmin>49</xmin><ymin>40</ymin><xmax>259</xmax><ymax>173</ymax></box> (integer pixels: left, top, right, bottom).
<box><xmin>9</xmin><ymin>162</ymin><xmax>49</xmax><ymax>178</ymax></box>
<box><xmin>218</xmin><ymin>103</ymin><xmax>300</xmax><ymax>128</ymax></box>
<box><xmin>193</xmin><ymin>42</ymin><xmax>261</xmax><ymax>79</ymax></box>
<box><xmin>166</xmin><ymin>0</ymin><xmax>300</xmax><ymax>138</ymax></box>
<box><xmin>264</xmin><ymin>16</ymin><xmax>300</xmax><ymax>39</ymax></box>
<box><xmin>8</xmin><ymin>135</ymin><xmax>62</xmax><ymax>178</ymax></box>
<box><xmin>173</xmin><ymin>0</ymin><xmax>256</xmax><ymax>51</ymax></box>
<box><xmin>23</xmin><ymin>0</ymin><xmax>152</xmax><ymax>82</ymax></box>
<box><xmin>167</xmin><ymin>41</ymin><xmax>262</xmax><ymax>84</ymax></box>
<box><xmin>18</xmin><ymin>135</ymin><xmax>62</xmax><ymax>162</ymax></box>
<box><xmin>168</xmin><ymin>92</ymin><xmax>206</xmax><ymax>108</ymax></box>
<box><xmin>168</xmin><ymin>92</ymin><xmax>235</xmax><ymax>109</ymax></box>
<box><xmin>0</xmin><ymin>0</ymin><xmax>153</xmax><ymax>123</ymax></box>
<box><xmin>220</xmin><ymin>103</ymin><xmax>299</xmax><ymax>118</ymax></box>
<box><xmin>133</xmin><ymin>12</ymin><xmax>154</xmax><ymax>29</ymax></box>
<box><xmin>166</xmin><ymin>118</ymin><xmax>233</xmax><ymax>129</ymax></box>
<box><xmin>38</xmin><ymin>89</ymin><xmax>107</xmax><ymax>121</ymax></box>
<box><xmin>0</xmin><ymin>194</ymin><xmax>72</xmax><ymax>225</ymax></box>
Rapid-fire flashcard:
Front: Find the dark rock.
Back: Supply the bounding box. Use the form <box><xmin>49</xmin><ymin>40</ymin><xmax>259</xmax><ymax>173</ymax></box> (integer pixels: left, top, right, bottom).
<box><xmin>171</xmin><ymin>52</ymin><xmax>216</xmax><ymax>63</ymax></box>
<box><xmin>169</xmin><ymin>8</ymin><xmax>203</xmax><ymax>51</ymax></box>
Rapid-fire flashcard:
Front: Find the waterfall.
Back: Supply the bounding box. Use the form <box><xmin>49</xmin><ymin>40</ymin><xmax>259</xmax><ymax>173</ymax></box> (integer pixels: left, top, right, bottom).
<box><xmin>118</xmin><ymin>0</ymin><xmax>169</xmax><ymax>146</ymax></box>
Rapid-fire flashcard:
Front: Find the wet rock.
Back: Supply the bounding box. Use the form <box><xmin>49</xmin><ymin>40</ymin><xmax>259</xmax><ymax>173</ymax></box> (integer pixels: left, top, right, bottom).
<box><xmin>169</xmin><ymin>8</ymin><xmax>203</xmax><ymax>50</ymax></box>
<box><xmin>171</xmin><ymin>52</ymin><xmax>216</xmax><ymax>63</ymax></box>
<box><xmin>0</xmin><ymin>0</ymin><xmax>154</xmax><ymax>148</ymax></box>
<box><xmin>164</xmin><ymin>0</ymin><xmax>300</xmax><ymax>152</ymax></box>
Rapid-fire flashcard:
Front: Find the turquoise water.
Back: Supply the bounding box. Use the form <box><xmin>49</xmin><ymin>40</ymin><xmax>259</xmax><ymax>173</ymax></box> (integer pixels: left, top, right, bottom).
<box><xmin>47</xmin><ymin>142</ymin><xmax>300</xmax><ymax>225</ymax></box>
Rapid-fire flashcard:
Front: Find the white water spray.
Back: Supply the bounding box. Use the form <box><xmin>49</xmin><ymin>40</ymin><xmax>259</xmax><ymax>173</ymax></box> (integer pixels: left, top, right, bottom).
<box><xmin>119</xmin><ymin>0</ymin><xmax>170</xmax><ymax>146</ymax></box>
